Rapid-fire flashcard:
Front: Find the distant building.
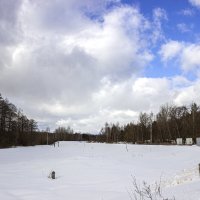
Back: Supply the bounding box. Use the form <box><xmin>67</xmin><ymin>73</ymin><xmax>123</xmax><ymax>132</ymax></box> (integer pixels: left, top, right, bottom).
<box><xmin>185</xmin><ymin>138</ymin><xmax>193</xmax><ymax>145</ymax></box>
<box><xmin>196</xmin><ymin>138</ymin><xmax>200</xmax><ymax>146</ymax></box>
<box><xmin>176</xmin><ymin>138</ymin><xmax>183</xmax><ymax>145</ymax></box>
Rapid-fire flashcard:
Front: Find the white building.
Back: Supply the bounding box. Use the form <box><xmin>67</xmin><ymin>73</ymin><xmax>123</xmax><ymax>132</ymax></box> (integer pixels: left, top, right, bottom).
<box><xmin>176</xmin><ymin>138</ymin><xmax>183</xmax><ymax>145</ymax></box>
<box><xmin>185</xmin><ymin>138</ymin><xmax>193</xmax><ymax>145</ymax></box>
<box><xmin>196</xmin><ymin>138</ymin><xmax>200</xmax><ymax>146</ymax></box>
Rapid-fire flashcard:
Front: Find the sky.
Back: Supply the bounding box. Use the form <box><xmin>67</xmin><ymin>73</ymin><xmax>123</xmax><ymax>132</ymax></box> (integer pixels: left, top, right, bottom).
<box><xmin>0</xmin><ymin>0</ymin><xmax>200</xmax><ymax>133</ymax></box>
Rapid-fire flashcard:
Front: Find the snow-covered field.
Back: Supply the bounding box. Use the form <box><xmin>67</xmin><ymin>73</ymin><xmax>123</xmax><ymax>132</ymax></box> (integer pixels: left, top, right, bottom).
<box><xmin>0</xmin><ymin>142</ymin><xmax>200</xmax><ymax>200</ymax></box>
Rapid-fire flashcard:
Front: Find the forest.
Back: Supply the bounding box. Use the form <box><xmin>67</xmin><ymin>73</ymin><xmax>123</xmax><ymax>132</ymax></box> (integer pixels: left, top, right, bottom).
<box><xmin>98</xmin><ymin>103</ymin><xmax>200</xmax><ymax>144</ymax></box>
<box><xmin>0</xmin><ymin>93</ymin><xmax>89</xmax><ymax>147</ymax></box>
<box><xmin>1</xmin><ymin>93</ymin><xmax>200</xmax><ymax>148</ymax></box>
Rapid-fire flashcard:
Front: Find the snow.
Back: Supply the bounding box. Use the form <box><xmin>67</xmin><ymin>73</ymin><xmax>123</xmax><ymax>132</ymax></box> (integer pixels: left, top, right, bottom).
<box><xmin>0</xmin><ymin>142</ymin><xmax>200</xmax><ymax>200</ymax></box>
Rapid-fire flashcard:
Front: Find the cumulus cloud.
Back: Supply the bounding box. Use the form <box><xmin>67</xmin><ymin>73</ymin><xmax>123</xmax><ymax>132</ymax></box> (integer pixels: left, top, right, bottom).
<box><xmin>55</xmin><ymin>75</ymin><xmax>198</xmax><ymax>133</ymax></box>
<box><xmin>189</xmin><ymin>0</ymin><xmax>200</xmax><ymax>8</ymax></box>
<box><xmin>174</xmin><ymin>79</ymin><xmax>200</xmax><ymax>105</ymax></box>
<box><xmin>160</xmin><ymin>41</ymin><xmax>200</xmax><ymax>73</ymax></box>
<box><xmin>1</xmin><ymin>0</ymin><xmax>196</xmax><ymax>133</ymax></box>
<box><xmin>181</xmin><ymin>44</ymin><xmax>200</xmax><ymax>72</ymax></box>
<box><xmin>0</xmin><ymin>0</ymin><xmax>160</xmax><ymax>132</ymax></box>
<box><xmin>0</xmin><ymin>3</ymin><xmax>153</xmax><ymax>97</ymax></box>
<box><xmin>159</xmin><ymin>40</ymin><xmax>183</xmax><ymax>61</ymax></box>
<box><xmin>55</xmin><ymin>77</ymin><xmax>171</xmax><ymax>132</ymax></box>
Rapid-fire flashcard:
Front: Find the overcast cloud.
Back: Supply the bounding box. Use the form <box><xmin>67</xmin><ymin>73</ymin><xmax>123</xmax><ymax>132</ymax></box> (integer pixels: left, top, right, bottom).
<box><xmin>0</xmin><ymin>0</ymin><xmax>200</xmax><ymax>133</ymax></box>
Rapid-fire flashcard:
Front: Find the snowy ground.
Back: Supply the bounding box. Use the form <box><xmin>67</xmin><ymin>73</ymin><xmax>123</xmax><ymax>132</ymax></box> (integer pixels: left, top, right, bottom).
<box><xmin>0</xmin><ymin>142</ymin><xmax>200</xmax><ymax>200</ymax></box>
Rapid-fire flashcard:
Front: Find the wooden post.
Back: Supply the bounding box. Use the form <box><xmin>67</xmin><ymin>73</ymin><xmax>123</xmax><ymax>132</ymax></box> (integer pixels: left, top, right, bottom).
<box><xmin>51</xmin><ymin>171</ymin><xmax>55</xmax><ymax>179</ymax></box>
<box><xmin>150</xmin><ymin>123</ymin><xmax>152</xmax><ymax>144</ymax></box>
<box><xmin>199</xmin><ymin>164</ymin><xmax>200</xmax><ymax>176</ymax></box>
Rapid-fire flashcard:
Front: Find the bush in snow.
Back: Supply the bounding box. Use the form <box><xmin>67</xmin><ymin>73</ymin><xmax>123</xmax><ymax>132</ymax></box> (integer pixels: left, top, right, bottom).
<box><xmin>129</xmin><ymin>176</ymin><xmax>175</xmax><ymax>200</ymax></box>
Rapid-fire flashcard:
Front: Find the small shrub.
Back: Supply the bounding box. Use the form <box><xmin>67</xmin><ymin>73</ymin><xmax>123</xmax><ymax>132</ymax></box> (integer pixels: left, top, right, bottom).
<box><xmin>129</xmin><ymin>176</ymin><xmax>175</xmax><ymax>200</ymax></box>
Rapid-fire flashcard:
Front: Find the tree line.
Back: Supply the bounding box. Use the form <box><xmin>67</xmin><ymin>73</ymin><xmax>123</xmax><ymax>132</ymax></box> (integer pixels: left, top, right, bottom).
<box><xmin>97</xmin><ymin>103</ymin><xmax>200</xmax><ymax>144</ymax></box>
<box><xmin>0</xmin><ymin>94</ymin><xmax>93</xmax><ymax>148</ymax></box>
<box><xmin>0</xmin><ymin>93</ymin><xmax>39</xmax><ymax>147</ymax></box>
<box><xmin>1</xmin><ymin>93</ymin><xmax>200</xmax><ymax>147</ymax></box>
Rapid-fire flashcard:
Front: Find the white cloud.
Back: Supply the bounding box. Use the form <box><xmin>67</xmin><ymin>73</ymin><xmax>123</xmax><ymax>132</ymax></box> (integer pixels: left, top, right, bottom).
<box><xmin>2</xmin><ymin>0</ymin><xmax>198</xmax><ymax>133</ymax></box>
<box><xmin>93</xmin><ymin>77</ymin><xmax>172</xmax><ymax>115</ymax></box>
<box><xmin>171</xmin><ymin>76</ymin><xmax>192</xmax><ymax>88</ymax></box>
<box><xmin>179</xmin><ymin>8</ymin><xmax>195</xmax><ymax>16</ymax></box>
<box><xmin>160</xmin><ymin>41</ymin><xmax>200</xmax><ymax>73</ymax></box>
<box><xmin>174</xmin><ymin>79</ymin><xmax>200</xmax><ymax>105</ymax></box>
<box><xmin>53</xmin><ymin>76</ymin><xmax>172</xmax><ymax>133</ymax></box>
<box><xmin>177</xmin><ymin>23</ymin><xmax>192</xmax><ymax>33</ymax></box>
<box><xmin>0</xmin><ymin>0</ymin><xmax>159</xmax><ymax>132</ymax></box>
<box><xmin>189</xmin><ymin>0</ymin><xmax>200</xmax><ymax>8</ymax></box>
<box><xmin>181</xmin><ymin>44</ymin><xmax>200</xmax><ymax>72</ymax></box>
<box><xmin>57</xmin><ymin>76</ymin><xmax>200</xmax><ymax>133</ymax></box>
<box><xmin>151</xmin><ymin>8</ymin><xmax>168</xmax><ymax>44</ymax></box>
<box><xmin>153</xmin><ymin>7</ymin><xmax>168</xmax><ymax>20</ymax></box>
<box><xmin>56</xmin><ymin>109</ymin><xmax>138</xmax><ymax>133</ymax></box>
<box><xmin>159</xmin><ymin>40</ymin><xmax>183</xmax><ymax>61</ymax></box>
